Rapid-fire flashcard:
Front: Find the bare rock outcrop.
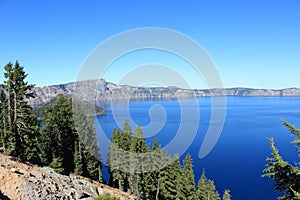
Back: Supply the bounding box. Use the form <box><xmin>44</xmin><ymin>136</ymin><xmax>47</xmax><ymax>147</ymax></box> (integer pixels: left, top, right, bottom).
<box><xmin>0</xmin><ymin>154</ymin><xmax>136</xmax><ymax>200</ymax></box>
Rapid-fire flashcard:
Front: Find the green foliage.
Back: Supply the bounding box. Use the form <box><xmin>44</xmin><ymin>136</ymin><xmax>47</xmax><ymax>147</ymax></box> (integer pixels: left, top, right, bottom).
<box><xmin>165</xmin><ymin>154</ymin><xmax>185</xmax><ymax>199</ymax></box>
<box><xmin>109</xmin><ymin>120</ymin><xmax>135</xmax><ymax>192</ymax></box>
<box><xmin>263</xmin><ymin>120</ymin><xmax>300</xmax><ymax>199</ymax></box>
<box><xmin>32</xmin><ymin>97</ymin><xmax>106</xmax><ymax>120</ymax></box>
<box><xmin>128</xmin><ymin>125</ymin><xmax>148</xmax><ymax>198</ymax></box>
<box><xmin>0</xmin><ymin>61</ymin><xmax>231</xmax><ymax>200</ymax></box>
<box><xmin>74</xmin><ymin>141</ymin><xmax>84</xmax><ymax>175</ymax></box>
<box><xmin>109</xmin><ymin>128</ymin><xmax>126</xmax><ymax>189</ymax></box>
<box><xmin>263</xmin><ymin>122</ymin><xmax>300</xmax><ymax>200</ymax></box>
<box><xmin>95</xmin><ymin>193</ymin><xmax>120</xmax><ymax>200</ymax></box>
<box><xmin>31</xmin><ymin>97</ymin><xmax>59</xmax><ymax>120</ymax></box>
<box><xmin>222</xmin><ymin>190</ymin><xmax>231</xmax><ymax>200</ymax></box>
<box><xmin>282</xmin><ymin>120</ymin><xmax>300</xmax><ymax>154</ymax></box>
<box><xmin>0</xmin><ymin>61</ymin><xmax>40</xmax><ymax>164</ymax></box>
<box><xmin>108</xmin><ymin>122</ymin><xmax>229</xmax><ymax>200</ymax></box>
<box><xmin>39</xmin><ymin>95</ymin><xmax>103</xmax><ymax>181</ymax></box>
<box><xmin>0</xmin><ymin>89</ymin><xmax>8</xmax><ymax>153</ymax></box>
<box><xmin>197</xmin><ymin>170</ymin><xmax>220</xmax><ymax>200</ymax></box>
<box><xmin>73</xmin><ymin>101</ymin><xmax>103</xmax><ymax>182</ymax></box>
<box><xmin>86</xmin><ymin>153</ymin><xmax>103</xmax><ymax>182</ymax></box>
<box><xmin>148</xmin><ymin>136</ymin><xmax>170</xmax><ymax>200</ymax></box>
<box><xmin>183</xmin><ymin>154</ymin><xmax>197</xmax><ymax>199</ymax></box>
<box><xmin>50</xmin><ymin>156</ymin><xmax>64</xmax><ymax>174</ymax></box>
<box><xmin>39</xmin><ymin>95</ymin><xmax>76</xmax><ymax>174</ymax></box>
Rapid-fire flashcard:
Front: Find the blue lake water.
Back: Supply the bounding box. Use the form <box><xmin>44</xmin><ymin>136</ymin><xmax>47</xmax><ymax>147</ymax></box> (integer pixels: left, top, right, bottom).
<box><xmin>95</xmin><ymin>97</ymin><xmax>300</xmax><ymax>200</ymax></box>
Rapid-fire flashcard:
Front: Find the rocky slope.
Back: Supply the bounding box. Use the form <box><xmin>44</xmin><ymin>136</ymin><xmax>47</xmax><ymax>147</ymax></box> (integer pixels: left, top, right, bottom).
<box><xmin>27</xmin><ymin>79</ymin><xmax>300</xmax><ymax>107</ymax></box>
<box><xmin>0</xmin><ymin>154</ymin><xmax>136</xmax><ymax>200</ymax></box>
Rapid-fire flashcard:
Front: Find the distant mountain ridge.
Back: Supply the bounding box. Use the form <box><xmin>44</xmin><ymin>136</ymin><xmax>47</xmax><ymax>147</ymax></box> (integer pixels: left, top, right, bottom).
<box><xmin>28</xmin><ymin>79</ymin><xmax>300</xmax><ymax>107</ymax></box>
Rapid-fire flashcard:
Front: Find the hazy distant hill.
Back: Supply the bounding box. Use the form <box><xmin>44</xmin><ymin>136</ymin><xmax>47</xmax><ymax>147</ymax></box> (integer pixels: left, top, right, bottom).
<box><xmin>28</xmin><ymin>79</ymin><xmax>300</xmax><ymax>107</ymax></box>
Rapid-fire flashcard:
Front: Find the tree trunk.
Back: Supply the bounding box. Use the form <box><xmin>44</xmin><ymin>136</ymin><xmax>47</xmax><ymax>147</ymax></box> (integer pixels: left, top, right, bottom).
<box><xmin>13</xmin><ymin>91</ymin><xmax>16</xmax><ymax>126</ymax></box>
<box><xmin>7</xmin><ymin>87</ymin><xmax>13</xmax><ymax>153</ymax></box>
<box><xmin>13</xmin><ymin>91</ymin><xmax>19</xmax><ymax>152</ymax></box>
<box><xmin>7</xmin><ymin>89</ymin><xmax>11</xmax><ymax>128</ymax></box>
<box><xmin>136</xmin><ymin>175</ymin><xmax>140</xmax><ymax>199</ymax></box>
<box><xmin>13</xmin><ymin>91</ymin><xmax>17</xmax><ymax>139</ymax></box>
<box><xmin>156</xmin><ymin>180</ymin><xmax>160</xmax><ymax>200</ymax></box>
<box><xmin>79</xmin><ymin>141</ymin><xmax>82</xmax><ymax>160</ymax></box>
<box><xmin>2</xmin><ymin>117</ymin><xmax>6</xmax><ymax>153</ymax></box>
<box><xmin>119</xmin><ymin>179</ymin><xmax>122</xmax><ymax>190</ymax></box>
<box><xmin>128</xmin><ymin>161</ymin><xmax>134</xmax><ymax>195</ymax></box>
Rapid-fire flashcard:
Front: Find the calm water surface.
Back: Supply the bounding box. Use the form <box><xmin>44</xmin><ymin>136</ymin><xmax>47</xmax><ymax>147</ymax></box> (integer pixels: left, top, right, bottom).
<box><xmin>95</xmin><ymin>97</ymin><xmax>300</xmax><ymax>200</ymax></box>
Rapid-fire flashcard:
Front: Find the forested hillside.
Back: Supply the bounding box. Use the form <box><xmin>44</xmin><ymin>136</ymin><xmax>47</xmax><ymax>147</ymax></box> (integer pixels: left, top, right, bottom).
<box><xmin>0</xmin><ymin>61</ymin><xmax>230</xmax><ymax>200</ymax></box>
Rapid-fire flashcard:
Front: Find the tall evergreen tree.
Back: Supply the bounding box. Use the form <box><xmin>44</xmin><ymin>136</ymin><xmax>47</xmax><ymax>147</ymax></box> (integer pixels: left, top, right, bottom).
<box><xmin>40</xmin><ymin>95</ymin><xmax>76</xmax><ymax>174</ymax></box>
<box><xmin>173</xmin><ymin>154</ymin><xmax>186</xmax><ymax>199</ymax></box>
<box><xmin>120</xmin><ymin>120</ymin><xmax>132</xmax><ymax>152</ymax></box>
<box><xmin>74</xmin><ymin>140</ymin><xmax>84</xmax><ymax>175</ymax></box>
<box><xmin>73</xmin><ymin>101</ymin><xmax>103</xmax><ymax>182</ymax></box>
<box><xmin>144</xmin><ymin>136</ymin><xmax>167</xmax><ymax>200</ymax></box>
<box><xmin>119</xmin><ymin>120</ymin><xmax>132</xmax><ymax>191</ymax></box>
<box><xmin>197</xmin><ymin>170</ymin><xmax>220</xmax><ymax>200</ymax></box>
<box><xmin>109</xmin><ymin>127</ymin><xmax>132</xmax><ymax>190</ymax></box>
<box><xmin>183</xmin><ymin>154</ymin><xmax>197</xmax><ymax>199</ymax></box>
<box><xmin>263</xmin><ymin>120</ymin><xmax>300</xmax><ymax>199</ymax></box>
<box><xmin>108</xmin><ymin>121</ymin><xmax>132</xmax><ymax>191</ymax></box>
<box><xmin>129</xmin><ymin>125</ymin><xmax>148</xmax><ymax>198</ymax></box>
<box><xmin>0</xmin><ymin>61</ymin><xmax>40</xmax><ymax>163</ymax></box>
<box><xmin>159</xmin><ymin>154</ymin><xmax>183</xmax><ymax>200</ymax></box>
<box><xmin>0</xmin><ymin>89</ymin><xmax>7</xmax><ymax>152</ymax></box>
<box><xmin>151</xmin><ymin>136</ymin><xmax>171</xmax><ymax>200</ymax></box>
<box><xmin>109</xmin><ymin>128</ymin><xmax>122</xmax><ymax>188</ymax></box>
<box><xmin>222</xmin><ymin>190</ymin><xmax>231</xmax><ymax>200</ymax></box>
<box><xmin>107</xmin><ymin>121</ymin><xmax>231</xmax><ymax>200</ymax></box>
<box><xmin>40</xmin><ymin>95</ymin><xmax>103</xmax><ymax>182</ymax></box>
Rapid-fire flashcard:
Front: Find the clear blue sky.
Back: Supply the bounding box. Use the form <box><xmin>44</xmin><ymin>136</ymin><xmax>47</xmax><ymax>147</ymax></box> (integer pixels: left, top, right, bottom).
<box><xmin>0</xmin><ymin>0</ymin><xmax>299</xmax><ymax>89</ymax></box>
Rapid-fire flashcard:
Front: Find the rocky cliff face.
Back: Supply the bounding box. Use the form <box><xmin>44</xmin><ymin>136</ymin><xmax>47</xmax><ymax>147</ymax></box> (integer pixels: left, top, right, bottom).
<box><xmin>0</xmin><ymin>154</ymin><xmax>136</xmax><ymax>200</ymax></box>
<box><xmin>27</xmin><ymin>79</ymin><xmax>300</xmax><ymax>107</ymax></box>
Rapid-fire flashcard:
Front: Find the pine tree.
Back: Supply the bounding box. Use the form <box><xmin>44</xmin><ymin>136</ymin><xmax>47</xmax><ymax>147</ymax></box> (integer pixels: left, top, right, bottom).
<box><xmin>197</xmin><ymin>170</ymin><xmax>220</xmax><ymax>200</ymax></box>
<box><xmin>86</xmin><ymin>153</ymin><xmax>103</xmax><ymax>182</ymax></box>
<box><xmin>222</xmin><ymin>190</ymin><xmax>231</xmax><ymax>200</ymax></box>
<box><xmin>107</xmin><ymin>120</ymin><xmax>232</xmax><ymax>200</ymax></box>
<box><xmin>159</xmin><ymin>154</ymin><xmax>184</xmax><ymax>200</ymax></box>
<box><xmin>40</xmin><ymin>96</ymin><xmax>103</xmax><ymax>181</ymax></box>
<box><xmin>40</xmin><ymin>95</ymin><xmax>76</xmax><ymax>174</ymax></box>
<box><xmin>50</xmin><ymin>156</ymin><xmax>64</xmax><ymax>174</ymax></box>
<box><xmin>73</xmin><ymin>101</ymin><xmax>103</xmax><ymax>182</ymax></box>
<box><xmin>139</xmin><ymin>142</ymin><xmax>154</xmax><ymax>199</ymax></box>
<box><xmin>74</xmin><ymin>140</ymin><xmax>84</xmax><ymax>175</ymax></box>
<box><xmin>0</xmin><ymin>89</ymin><xmax>7</xmax><ymax>152</ymax></box>
<box><xmin>119</xmin><ymin>120</ymin><xmax>132</xmax><ymax>191</ymax></box>
<box><xmin>183</xmin><ymin>154</ymin><xmax>197</xmax><ymax>199</ymax></box>
<box><xmin>173</xmin><ymin>154</ymin><xmax>186</xmax><ymax>199</ymax></box>
<box><xmin>263</xmin><ymin>120</ymin><xmax>300</xmax><ymax>199</ymax></box>
<box><xmin>109</xmin><ymin>128</ymin><xmax>119</xmax><ymax>187</ymax></box>
<box><xmin>129</xmin><ymin>125</ymin><xmax>148</xmax><ymax>198</ymax></box>
<box><xmin>150</xmin><ymin>136</ymin><xmax>171</xmax><ymax>200</ymax></box>
<box><xmin>109</xmin><ymin>128</ymin><xmax>124</xmax><ymax>189</ymax></box>
<box><xmin>108</xmin><ymin>121</ymin><xmax>133</xmax><ymax>192</ymax></box>
<box><xmin>1</xmin><ymin>61</ymin><xmax>40</xmax><ymax>163</ymax></box>
<box><xmin>283</xmin><ymin>120</ymin><xmax>300</xmax><ymax>154</ymax></box>
<box><xmin>142</xmin><ymin>170</ymin><xmax>155</xmax><ymax>200</ymax></box>
<box><xmin>144</xmin><ymin>136</ymin><xmax>163</xmax><ymax>200</ymax></box>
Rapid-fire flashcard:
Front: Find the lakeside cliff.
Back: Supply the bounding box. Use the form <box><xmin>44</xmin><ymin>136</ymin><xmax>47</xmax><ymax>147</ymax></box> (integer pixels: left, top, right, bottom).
<box><xmin>28</xmin><ymin>79</ymin><xmax>300</xmax><ymax>107</ymax></box>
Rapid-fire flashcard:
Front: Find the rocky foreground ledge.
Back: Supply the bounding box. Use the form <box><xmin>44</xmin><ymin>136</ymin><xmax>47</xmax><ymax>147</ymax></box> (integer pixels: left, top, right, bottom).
<box><xmin>28</xmin><ymin>79</ymin><xmax>300</xmax><ymax>107</ymax></box>
<box><xmin>0</xmin><ymin>154</ymin><xmax>136</xmax><ymax>200</ymax></box>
